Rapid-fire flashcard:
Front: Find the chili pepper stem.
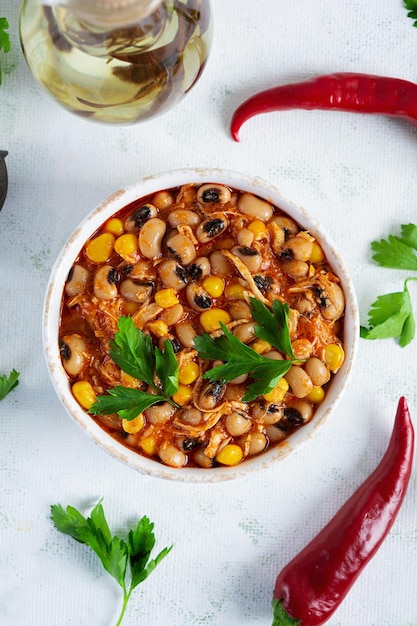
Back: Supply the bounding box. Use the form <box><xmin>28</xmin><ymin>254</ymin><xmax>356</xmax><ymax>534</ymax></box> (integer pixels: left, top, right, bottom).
<box><xmin>271</xmin><ymin>599</ymin><xmax>301</xmax><ymax>626</ymax></box>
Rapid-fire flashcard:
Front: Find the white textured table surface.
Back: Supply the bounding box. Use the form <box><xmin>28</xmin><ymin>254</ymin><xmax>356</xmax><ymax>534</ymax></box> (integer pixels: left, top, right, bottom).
<box><xmin>1</xmin><ymin>1</ymin><xmax>417</xmax><ymax>625</ymax></box>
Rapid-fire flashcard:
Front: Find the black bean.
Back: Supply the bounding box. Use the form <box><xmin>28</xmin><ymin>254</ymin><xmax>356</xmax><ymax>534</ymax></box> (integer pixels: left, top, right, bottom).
<box><xmin>201</xmin><ymin>188</ymin><xmax>221</xmax><ymax>203</ymax></box>
<box><xmin>204</xmin><ymin>381</ymin><xmax>224</xmax><ymax>401</ymax></box>
<box><xmin>194</xmin><ymin>294</ymin><xmax>212</xmax><ymax>309</ymax></box>
<box><xmin>237</xmin><ymin>246</ymin><xmax>259</xmax><ymax>257</ymax></box>
<box><xmin>280</xmin><ymin>248</ymin><xmax>294</xmax><ymax>262</ymax></box>
<box><xmin>187</xmin><ymin>263</ymin><xmax>203</xmax><ymax>281</ymax></box>
<box><xmin>175</xmin><ymin>264</ymin><xmax>189</xmax><ymax>285</ymax></box>
<box><xmin>59</xmin><ymin>341</ymin><xmax>71</xmax><ymax>360</ymax></box>
<box><xmin>107</xmin><ymin>268</ymin><xmax>120</xmax><ymax>284</ymax></box>
<box><xmin>267</xmin><ymin>403</ymin><xmax>281</xmax><ymax>414</ymax></box>
<box><xmin>283</xmin><ymin>407</ymin><xmax>304</xmax><ymax>424</ymax></box>
<box><xmin>254</xmin><ymin>275</ymin><xmax>273</xmax><ymax>293</ymax></box>
<box><xmin>131</xmin><ymin>205</ymin><xmax>153</xmax><ymax>228</ymax></box>
<box><xmin>203</xmin><ymin>218</ymin><xmax>225</xmax><ymax>237</ymax></box>
<box><xmin>66</xmin><ymin>266</ymin><xmax>74</xmax><ymax>283</ymax></box>
<box><xmin>169</xmin><ymin>338</ymin><xmax>182</xmax><ymax>353</ymax></box>
<box><xmin>182</xmin><ymin>438</ymin><xmax>200</xmax><ymax>451</ymax></box>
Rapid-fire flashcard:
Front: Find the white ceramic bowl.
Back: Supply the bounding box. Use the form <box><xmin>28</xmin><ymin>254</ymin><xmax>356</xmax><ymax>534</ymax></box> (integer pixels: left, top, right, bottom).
<box><xmin>43</xmin><ymin>167</ymin><xmax>359</xmax><ymax>482</ymax></box>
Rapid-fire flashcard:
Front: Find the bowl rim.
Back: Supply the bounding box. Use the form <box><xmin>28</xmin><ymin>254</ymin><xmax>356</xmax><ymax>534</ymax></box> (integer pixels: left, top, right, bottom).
<box><xmin>43</xmin><ymin>166</ymin><xmax>360</xmax><ymax>483</ymax></box>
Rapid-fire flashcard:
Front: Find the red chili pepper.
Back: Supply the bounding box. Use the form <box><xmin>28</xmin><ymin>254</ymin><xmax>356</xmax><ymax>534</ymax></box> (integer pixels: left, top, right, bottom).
<box><xmin>230</xmin><ymin>73</ymin><xmax>417</xmax><ymax>141</ymax></box>
<box><xmin>272</xmin><ymin>396</ymin><xmax>414</xmax><ymax>626</ymax></box>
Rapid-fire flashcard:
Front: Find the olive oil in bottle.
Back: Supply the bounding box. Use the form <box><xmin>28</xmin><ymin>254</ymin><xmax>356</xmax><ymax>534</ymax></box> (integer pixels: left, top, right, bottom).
<box><xmin>19</xmin><ymin>0</ymin><xmax>212</xmax><ymax>124</ymax></box>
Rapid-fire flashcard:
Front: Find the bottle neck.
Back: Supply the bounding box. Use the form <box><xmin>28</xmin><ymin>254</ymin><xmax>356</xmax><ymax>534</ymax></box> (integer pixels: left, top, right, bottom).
<box><xmin>67</xmin><ymin>0</ymin><xmax>165</xmax><ymax>28</ymax></box>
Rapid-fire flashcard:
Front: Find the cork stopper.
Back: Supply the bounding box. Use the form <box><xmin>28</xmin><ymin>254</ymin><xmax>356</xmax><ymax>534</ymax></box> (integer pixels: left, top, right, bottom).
<box><xmin>70</xmin><ymin>0</ymin><xmax>163</xmax><ymax>27</ymax></box>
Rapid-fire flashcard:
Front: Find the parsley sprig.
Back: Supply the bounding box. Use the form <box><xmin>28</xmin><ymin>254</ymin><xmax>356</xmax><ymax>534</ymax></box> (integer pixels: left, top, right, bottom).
<box><xmin>90</xmin><ymin>298</ymin><xmax>299</xmax><ymax>417</ymax></box>
<box><xmin>361</xmin><ymin>223</ymin><xmax>417</xmax><ymax>347</ymax></box>
<box><xmin>90</xmin><ymin>316</ymin><xmax>179</xmax><ymax>420</ymax></box>
<box><xmin>0</xmin><ymin>368</ymin><xmax>19</xmax><ymax>400</ymax></box>
<box><xmin>195</xmin><ymin>297</ymin><xmax>299</xmax><ymax>402</ymax></box>
<box><xmin>0</xmin><ymin>18</ymin><xmax>10</xmax><ymax>86</ymax></box>
<box><xmin>51</xmin><ymin>500</ymin><xmax>172</xmax><ymax>626</ymax></box>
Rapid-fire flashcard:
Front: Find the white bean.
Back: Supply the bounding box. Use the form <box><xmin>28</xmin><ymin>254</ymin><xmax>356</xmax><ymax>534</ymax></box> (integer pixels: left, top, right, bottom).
<box><xmin>168</xmin><ymin>209</ymin><xmax>201</xmax><ymax>227</ymax></box>
<box><xmin>176</xmin><ymin>322</ymin><xmax>197</xmax><ymax>348</ymax></box>
<box><xmin>93</xmin><ymin>265</ymin><xmax>119</xmax><ymax>299</ymax></box>
<box><xmin>145</xmin><ymin>402</ymin><xmax>176</xmax><ymax>425</ymax></box>
<box><xmin>158</xmin><ymin>259</ymin><xmax>188</xmax><ymax>290</ymax></box>
<box><xmin>209</xmin><ymin>250</ymin><xmax>232</xmax><ymax>275</ymax></box>
<box><xmin>138</xmin><ymin>218</ymin><xmax>166</xmax><ymax>259</ymax></box>
<box><xmin>304</xmin><ymin>357</ymin><xmax>330</xmax><ymax>386</ymax></box>
<box><xmin>225</xmin><ymin>412</ymin><xmax>251</xmax><ymax>437</ymax></box>
<box><xmin>231</xmin><ymin>246</ymin><xmax>262</xmax><ymax>272</ymax></box>
<box><xmin>284</xmin><ymin>366</ymin><xmax>313</xmax><ymax>398</ymax></box>
<box><xmin>60</xmin><ymin>334</ymin><xmax>87</xmax><ymax>376</ymax></box>
<box><xmin>65</xmin><ymin>264</ymin><xmax>89</xmax><ymax>297</ymax></box>
<box><xmin>158</xmin><ymin>443</ymin><xmax>187</xmax><ymax>468</ymax></box>
<box><xmin>238</xmin><ymin>193</ymin><xmax>273</xmax><ymax>221</ymax></box>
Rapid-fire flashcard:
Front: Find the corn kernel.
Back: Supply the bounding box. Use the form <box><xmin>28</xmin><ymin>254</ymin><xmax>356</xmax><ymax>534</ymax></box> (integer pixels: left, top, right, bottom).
<box><xmin>139</xmin><ymin>435</ymin><xmax>157</xmax><ymax>456</ymax></box>
<box><xmin>200</xmin><ymin>308</ymin><xmax>232</xmax><ymax>333</ymax></box>
<box><xmin>202</xmin><ymin>276</ymin><xmax>224</xmax><ymax>298</ymax></box>
<box><xmin>248</xmin><ymin>219</ymin><xmax>267</xmax><ymax>238</ymax></box>
<box><xmin>178</xmin><ymin>361</ymin><xmax>199</xmax><ymax>385</ymax></box>
<box><xmin>122</xmin><ymin>414</ymin><xmax>144</xmax><ymax>434</ymax></box>
<box><xmin>121</xmin><ymin>372</ymin><xmax>139</xmax><ymax>388</ymax></box>
<box><xmin>72</xmin><ymin>381</ymin><xmax>97</xmax><ymax>410</ymax></box>
<box><xmin>310</xmin><ymin>241</ymin><xmax>325</xmax><ymax>264</ymax></box>
<box><xmin>104</xmin><ymin>218</ymin><xmax>124</xmax><ymax>236</ymax></box>
<box><xmin>215</xmin><ymin>444</ymin><xmax>243</xmax><ymax>466</ymax></box>
<box><xmin>324</xmin><ymin>343</ymin><xmax>345</xmax><ymax>372</ymax></box>
<box><xmin>114</xmin><ymin>233</ymin><xmax>139</xmax><ymax>261</ymax></box>
<box><xmin>172</xmin><ymin>384</ymin><xmax>193</xmax><ymax>406</ymax></box>
<box><xmin>251</xmin><ymin>339</ymin><xmax>272</xmax><ymax>354</ymax></box>
<box><xmin>307</xmin><ymin>386</ymin><xmax>326</xmax><ymax>403</ymax></box>
<box><xmin>147</xmin><ymin>320</ymin><xmax>169</xmax><ymax>338</ymax></box>
<box><xmin>225</xmin><ymin>282</ymin><xmax>245</xmax><ymax>300</ymax></box>
<box><xmin>263</xmin><ymin>377</ymin><xmax>289</xmax><ymax>403</ymax></box>
<box><xmin>154</xmin><ymin>288</ymin><xmax>179</xmax><ymax>308</ymax></box>
<box><xmin>85</xmin><ymin>233</ymin><xmax>115</xmax><ymax>263</ymax></box>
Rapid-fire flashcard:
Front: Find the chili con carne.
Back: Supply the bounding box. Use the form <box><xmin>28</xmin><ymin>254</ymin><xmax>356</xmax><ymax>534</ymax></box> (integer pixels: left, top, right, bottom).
<box><xmin>272</xmin><ymin>396</ymin><xmax>414</xmax><ymax>626</ymax></box>
<box><xmin>230</xmin><ymin>73</ymin><xmax>417</xmax><ymax>141</ymax></box>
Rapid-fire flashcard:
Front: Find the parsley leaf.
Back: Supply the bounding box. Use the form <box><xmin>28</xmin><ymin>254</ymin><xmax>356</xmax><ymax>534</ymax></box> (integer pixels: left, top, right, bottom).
<box><xmin>0</xmin><ymin>18</ymin><xmax>10</xmax><ymax>86</ymax></box>
<box><xmin>90</xmin><ymin>386</ymin><xmax>166</xmax><ymax>421</ymax></box>
<box><xmin>195</xmin><ymin>299</ymin><xmax>299</xmax><ymax>402</ymax></box>
<box><xmin>110</xmin><ymin>316</ymin><xmax>156</xmax><ymax>389</ymax></box>
<box><xmin>404</xmin><ymin>0</ymin><xmax>417</xmax><ymax>26</ymax></box>
<box><xmin>360</xmin><ymin>278</ymin><xmax>416</xmax><ymax>347</ymax></box>
<box><xmin>250</xmin><ymin>297</ymin><xmax>296</xmax><ymax>358</ymax></box>
<box><xmin>399</xmin><ymin>223</ymin><xmax>417</xmax><ymax>250</ymax></box>
<box><xmin>51</xmin><ymin>500</ymin><xmax>172</xmax><ymax>626</ymax></box>
<box><xmin>0</xmin><ymin>368</ymin><xmax>19</xmax><ymax>400</ymax></box>
<box><xmin>90</xmin><ymin>316</ymin><xmax>179</xmax><ymax>421</ymax></box>
<box><xmin>155</xmin><ymin>340</ymin><xmax>179</xmax><ymax>398</ymax></box>
<box><xmin>371</xmin><ymin>233</ymin><xmax>417</xmax><ymax>271</ymax></box>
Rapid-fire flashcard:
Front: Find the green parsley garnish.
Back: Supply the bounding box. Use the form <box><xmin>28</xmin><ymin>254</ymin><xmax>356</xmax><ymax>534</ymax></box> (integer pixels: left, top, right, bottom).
<box><xmin>194</xmin><ymin>297</ymin><xmax>300</xmax><ymax>402</ymax></box>
<box><xmin>361</xmin><ymin>224</ymin><xmax>417</xmax><ymax>347</ymax></box>
<box><xmin>0</xmin><ymin>18</ymin><xmax>11</xmax><ymax>86</ymax></box>
<box><xmin>360</xmin><ymin>278</ymin><xmax>416</xmax><ymax>347</ymax></box>
<box><xmin>90</xmin><ymin>298</ymin><xmax>299</xmax><ymax>415</ymax></box>
<box><xmin>90</xmin><ymin>315</ymin><xmax>179</xmax><ymax>420</ymax></box>
<box><xmin>404</xmin><ymin>0</ymin><xmax>417</xmax><ymax>27</ymax></box>
<box><xmin>51</xmin><ymin>500</ymin><xmax>172</xmax><ymax>626</ymax></box>
<box><xmin>0</xmin><ymin>368</ymin><xmax>19</xmax><ymax>400</ymax></box>
<box><xmin>370</xmin><ymin>224</ymin><xmax>417</xmax><ymax>271</ymax></box>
